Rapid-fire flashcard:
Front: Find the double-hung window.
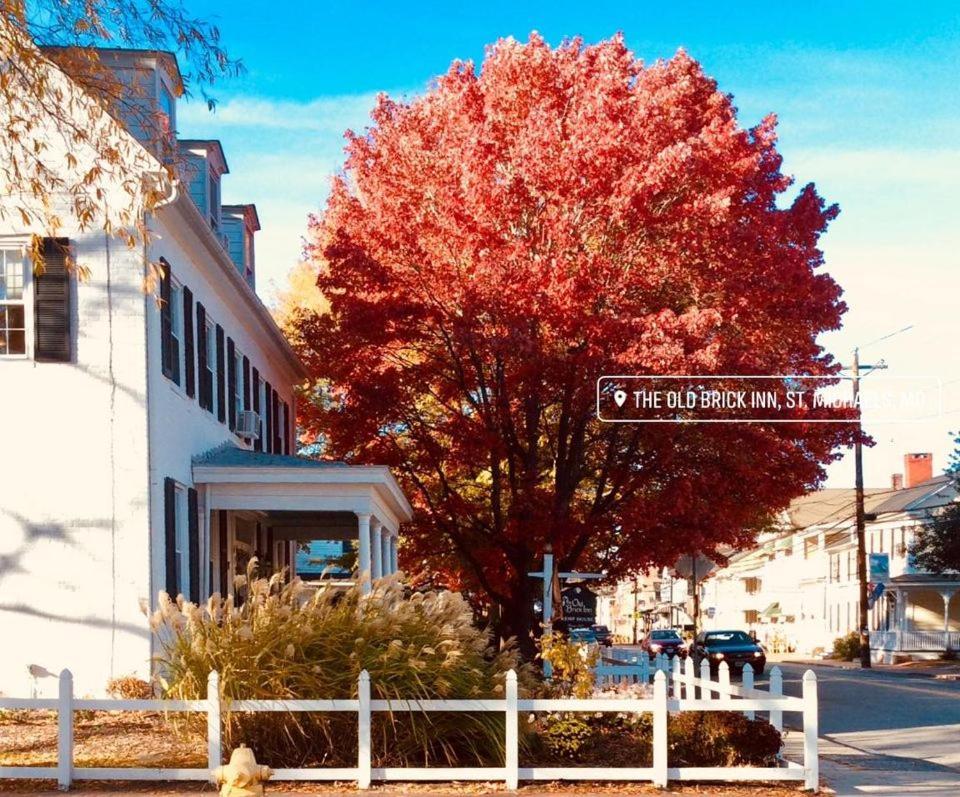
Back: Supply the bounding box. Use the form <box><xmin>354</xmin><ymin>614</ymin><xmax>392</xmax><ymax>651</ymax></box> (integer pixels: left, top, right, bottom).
<box><xmin>205</xmin><ymin>319</ymin><xmax>217</xmax><ymax>411</ymax></box>
<box><xmin>0</xmin><ymin>246</ymin><xmax>27</xmax><ymax>357</ymax></box>
<box><xmin>234</xmin><ymin>348</ymin><xmax>244</xmax><ymax>430</ymax></box>
<box><xmin>169</xmin><ymin>281</ymin><xmax>184</xmax><ymax>386</ymax></box>
<box><xmin>174</xmin><ymin>483</ymin><xmax>189</xmax><ymax>599</ymax></box>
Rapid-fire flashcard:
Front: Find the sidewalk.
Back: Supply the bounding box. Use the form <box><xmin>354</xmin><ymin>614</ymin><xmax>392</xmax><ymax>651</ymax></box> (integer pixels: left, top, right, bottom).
<box><xmin>775</xmin><ymin>655</ymin><xmax>960</xmax><ymax>680</ymax></box>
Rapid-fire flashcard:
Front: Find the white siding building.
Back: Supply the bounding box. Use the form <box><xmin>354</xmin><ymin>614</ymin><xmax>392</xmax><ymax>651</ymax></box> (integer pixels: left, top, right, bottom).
<box><xmin>0</xmin><ymin>49</ymin><xmax>411</xmax><ymax>697</ymax></box>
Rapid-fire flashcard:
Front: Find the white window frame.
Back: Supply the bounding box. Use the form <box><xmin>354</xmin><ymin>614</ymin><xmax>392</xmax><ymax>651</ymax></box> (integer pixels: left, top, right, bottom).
<box><xmin>258</xmin><ymin>379</ymin><xmax>267</xmax><ymax>444</ymax></box>
<box><xmin>174</xmin><ymin>483</ymin><xmax>190</xmax><ymax>600</ymax></box>
<box><xmin>0</xmin><ymin>241</ymin><xmax>31</xmax><ymax>359</ymax></box>
<box><xmin>205</xmin><ymin>317</ymin><xmax>217</xmax><ymax>412</ymax></box>
<box><xmin>169</xmin><ymin>280</ymin><xmax>184</xmax><ymax>388</ymax></box>
<box><xmin>234</xmin><ymin>347</ymin><xmax>244</xmax><ymax>433</ymax></box>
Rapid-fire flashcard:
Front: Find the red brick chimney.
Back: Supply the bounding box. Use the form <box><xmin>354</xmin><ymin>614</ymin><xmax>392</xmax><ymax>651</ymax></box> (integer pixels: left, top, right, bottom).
<box><xmin>891</xmin><ymin>473</ymin><xmax>904</xmax><ymax>491</ymax></box>
<box><xmin>904</xmin><ymin>453</ymin><xmax>933</xmax><ymax>488</ymax></box>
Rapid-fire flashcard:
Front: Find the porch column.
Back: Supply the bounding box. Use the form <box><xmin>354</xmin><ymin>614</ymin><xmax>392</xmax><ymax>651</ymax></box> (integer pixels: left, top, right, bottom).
<box><xmin>371</xmin><ymin>518</ymin><xmax>383</xmax><ymax>580</ymax></box>
<box><xmin>381</xmin><ymin>529</ymin><xmax>392</xmax><ymax>576</ymax></box>
<box><xmin>940</xmin><ymin>590</ymin><xmax>957</xmax><ymax>634</ymax></box>
<box><xmin>357</xmin><ymin>513</ymin><xmax>372</xmax><ymax>594</ymax></box>
<box><xmin>390</xmin><ymin>533</ymin><xmax>399</xmax><ymax>574</ymax></box>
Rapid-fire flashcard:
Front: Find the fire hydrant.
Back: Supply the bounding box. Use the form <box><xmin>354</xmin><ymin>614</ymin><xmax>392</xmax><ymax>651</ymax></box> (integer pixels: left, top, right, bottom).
<box><xmin>212</xmin><ymin>745</ymin><xmax>272</xmax><ymax>797</ymax></box>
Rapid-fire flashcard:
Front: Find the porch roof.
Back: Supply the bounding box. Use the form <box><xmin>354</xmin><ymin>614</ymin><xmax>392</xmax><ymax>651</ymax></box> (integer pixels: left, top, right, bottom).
<box><xmin>192</xmin><ymin>444</ymin><xmax>413</xmax><ymax>533</ymax></box>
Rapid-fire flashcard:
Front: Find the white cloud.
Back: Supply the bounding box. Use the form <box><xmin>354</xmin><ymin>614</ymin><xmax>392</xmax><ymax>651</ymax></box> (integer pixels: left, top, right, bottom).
<box><xmin>178</xmin><ymin>92</ymin><xmax>384</xmax><ymax>134</ymax></box>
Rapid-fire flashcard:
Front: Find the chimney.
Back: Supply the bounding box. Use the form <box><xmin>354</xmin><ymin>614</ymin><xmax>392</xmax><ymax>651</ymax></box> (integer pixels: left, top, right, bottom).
<box><xmin>904</xmin><ymin>453</ymin><xmax>933</xmax><ymax>488</ymax></box>
<box><xmin>891</xmin><ymin>473</ymin><xmax>903</xmax><ymax>491</ymax></box>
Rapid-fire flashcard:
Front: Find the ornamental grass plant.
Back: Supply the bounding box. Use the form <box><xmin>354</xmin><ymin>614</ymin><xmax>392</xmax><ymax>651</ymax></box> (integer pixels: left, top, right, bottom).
<box><xmin>151</xmin><ymin>561</ymin><xmax>525</xmax><ymax>767</ymax></box>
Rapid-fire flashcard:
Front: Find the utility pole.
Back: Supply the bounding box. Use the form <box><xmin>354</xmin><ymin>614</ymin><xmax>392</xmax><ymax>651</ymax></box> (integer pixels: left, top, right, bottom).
<box><xmin>852</xmin><ymin>348</ymin><xmax>888</xmax><ymax>669</ymax></box>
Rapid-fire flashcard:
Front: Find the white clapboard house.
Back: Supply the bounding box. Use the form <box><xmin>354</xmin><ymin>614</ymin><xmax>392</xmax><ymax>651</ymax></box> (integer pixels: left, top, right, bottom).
<box><xmin>0</xmin><ymin>48</ymin><xmax>411</xmax><ymax>696</ymax></box>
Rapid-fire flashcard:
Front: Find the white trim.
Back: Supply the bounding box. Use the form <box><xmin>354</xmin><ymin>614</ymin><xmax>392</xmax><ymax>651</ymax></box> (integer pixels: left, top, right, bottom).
<box><xmin>0</xmin><ymin>239</ymin><xmax>32</xmax><ymax>360</ymax></box>
<box><xmin>192</xmin><ymin>464</ymin><xmax>413</xmax><ymax>522</ymax></box>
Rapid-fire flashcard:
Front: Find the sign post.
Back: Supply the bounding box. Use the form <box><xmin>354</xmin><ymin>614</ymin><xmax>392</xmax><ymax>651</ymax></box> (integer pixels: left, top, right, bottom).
<box><xmin>528</xmin><ymin>553</ymin><xmax>604</xmax><ymax>678</ymax></box>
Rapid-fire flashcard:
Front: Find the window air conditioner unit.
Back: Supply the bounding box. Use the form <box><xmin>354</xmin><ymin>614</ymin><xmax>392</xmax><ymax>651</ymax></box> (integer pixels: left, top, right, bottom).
<box><xmin>236</xmin><ymin>410</ymin><xmax>260</xmax><ymax>439</ymax></box>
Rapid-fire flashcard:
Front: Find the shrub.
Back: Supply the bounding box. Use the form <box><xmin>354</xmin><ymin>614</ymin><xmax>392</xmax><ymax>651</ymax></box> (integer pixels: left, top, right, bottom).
<box><xmin>151</xmin><ymin>562</ymin><xmax>527</xmax><ymax>767</ymax></box>
<box><xmin>538</xmin><ymin>632</ymin><xmax>599</xmax><ymax>698</ymax></box>
<box><xmin>527</xmin><ymin>707</ymin><xmax>781</xmax><ymax>768</ymax></box>
<box><xmin>940</xmin><ymin>646</ymin><xmax>957</xmax><ymax>662</ymax></box>
<box><xmin>106</xmin><ymin>676</ymin><xmax>153</xmax><ymax>700</ymax></box>
<box><xmin>668</xmin><ymin>712</ymin><xmax>782</xmax><ymax>766</ymax></box>
<box><xmin>832</xmin><ymin>631</ymin><xmax>862</xmax><ymax>662</ymax></box>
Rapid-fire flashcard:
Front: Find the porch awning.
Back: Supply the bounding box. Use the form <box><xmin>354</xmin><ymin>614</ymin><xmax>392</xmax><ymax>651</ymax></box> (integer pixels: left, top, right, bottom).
<box><xmin>192</xmin><ymin>444</ymin><xmax>413</xmax><ymax>536</ymax></box>
<box><xmin>761</xmin><ymin>602</ymin><xmax>781</xmax><ymax>618</ymax></box>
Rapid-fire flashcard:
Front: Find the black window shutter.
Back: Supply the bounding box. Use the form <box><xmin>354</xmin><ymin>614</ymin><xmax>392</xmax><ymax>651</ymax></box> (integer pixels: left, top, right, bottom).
<box><xmin>196</xmin><ymin>302</ymin><xmax>209</xmax><ymax>409</ymax></box>
<box><xmin>218</xmin><ymin>509</ymin><xmax>229</xmax><ymax>595</ymax></box>
<box><xmin>242</xmin><ymin>357</ymin><xmax>251</xmax><ymax>411</ymax></box>
<box><xmin>159</xmin><ymin>259</ymin><xmax>173</xmax><ymax>379</ymax></box>
<box><xmin>163</xmin><ymin>477</ymin><xmax>178</xmax><ymax>597</ymax></box>
<box><xmin>283</xmin><ymin>401</ymin><xmax>291</xmax><ymax>455</ymax></box>
<box><xmin>272</xmin><ymin>390</ymin><xmax>281</xmax><ymax>454</ymax></box>
<box><xmin>215</xmin><ymin>325</ymin><xmax>226</xmax><ymax>423</ymax></box>
<box><xmin>187</xmin><ymin>488</ymin><xmax>200</xmax><ymax>602</ymax></box>
<box><xmin>34</xmin><ymin>238</ymin><xmax>72</xmax><ymax>362</ymax></box>
<box><xmin>182</xmin><ymin>287</ymin><xmax>195</xmax><ymax>398</ymax></box>
<box><xmin>227</xmin><ymin>337</ymin><xmax>237</xmax><ymax>432</ymax></box>
<box><xmin>264</xmin><ymin>380</ymin><xmax>273</xmax><ymax>453</ymax></box>
<box><xmin>252</xmin><ymin>368</ymin><xmax>261</xmax><ymax>452</ymax></box>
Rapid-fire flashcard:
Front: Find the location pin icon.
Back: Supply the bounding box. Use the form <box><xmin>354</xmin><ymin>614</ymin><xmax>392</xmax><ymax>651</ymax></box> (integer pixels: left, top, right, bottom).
<box><xmin>614</xmin><ymin>389</ymin><xmax>628</xmax><ymax>408</ymax></box>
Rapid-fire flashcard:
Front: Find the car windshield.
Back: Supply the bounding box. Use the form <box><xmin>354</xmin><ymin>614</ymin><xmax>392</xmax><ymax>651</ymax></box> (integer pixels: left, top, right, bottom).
<box><xmin>704</xmin><ymin>631</ymin><xmax>753</xmax><ymax>644</ymax></box>
<box><xmin>651</xmin><ymin>630</ymin><xmax>681</xmax><ymax>640</ymax></box>
<box><xmin>593</xmin><ymin>625</ymin><xmax>609</xmax><ymax>633</ymax></box>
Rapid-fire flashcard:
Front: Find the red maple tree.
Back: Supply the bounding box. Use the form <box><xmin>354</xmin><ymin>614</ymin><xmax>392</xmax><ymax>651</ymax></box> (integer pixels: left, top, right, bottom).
<box><xmin>293</xmin><ymin>35</ymin><xmax>856</xmax><ymax>650</ymax></box>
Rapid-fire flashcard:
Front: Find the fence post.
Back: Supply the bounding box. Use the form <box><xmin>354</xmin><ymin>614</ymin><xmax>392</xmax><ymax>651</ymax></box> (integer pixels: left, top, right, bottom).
<box><xmin>207</xmin><ymin>671</ymin><xmax>221</xmax><ymax>775</ymax></box>
<box><xmin>769</xmin><ymin>666</ymin><xmax>783</xmax><ymax>732</ymax></box>
<box><xmin>57</xmin><ymin>669</ymin><xmax>73</xmax><ymax>791</ymax></box>
<box><xmin>505</xmin><ymin>670</ymin><xmax>518</xmax><ymax>790</ymax></box>
<box><xmin>803</xmin><ymin>670</ymin><xmax>819</xmax><ymax>792</ymax></box>
<box><xmin>699</xmin><ymin>658</ymin><xmax>712</xmax><ymax>701</ymax></box>
<box><xmin>652</xmin><ymin>670</ymin><xmax>668</xmax><ymax>788</ymax></box>
<box><xmin>358</xmin><ymin>670</ymin><xmax>371</xmax><ymax>790</ymax></box>
<box><xmin>671</xmin><ymin>655</ymin><xmax>682</xmax><ymax>699</ymax></box>
<box><xmin>718</xmin><ymin>660</ymin><xmax>730</xmax><ymax>698</ymax></box>
<box><xmin>683</xmin><ymin>655</ymin><xmax>694</xmax><ymax>700</ymax></box>
<box><xmin>742</xmin><ymin>663</ymin><xmax>754</xmax><ymax>720</ymax></box>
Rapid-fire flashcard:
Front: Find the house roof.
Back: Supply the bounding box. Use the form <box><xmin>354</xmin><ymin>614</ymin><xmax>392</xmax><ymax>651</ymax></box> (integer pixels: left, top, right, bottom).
<box><xmin>873</xmin><ymin>474</ymin><xmax>953</xmax><ymax>514</ymax></box>
<box><xmin>179</xmin><ymin>139</ymin><xmax>229</xmax><ymax>175</ymax></box>
<box><xmin>193</xmin><ymin>444</ymin><xmax>347</xmax><ymax>469</ymax></box>
<box><xmin>41</xmin><ymin>47</ymin><xmax>185</xmax><ymax>95</ymax></box>
<box><xmin>222</xmin><ymin>204</ymin><xmax>261</xmax><ymax>231</ymax></box>
<box><xmin>785</xmin><ymin>488</ymin><xmax>888</xmax><ymax>530</ymax></box>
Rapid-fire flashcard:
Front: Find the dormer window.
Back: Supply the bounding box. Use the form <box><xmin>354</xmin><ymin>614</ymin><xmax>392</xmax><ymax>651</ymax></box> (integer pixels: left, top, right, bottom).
<box><xmin>178</xmin><ymin>140</ymin><xmax>229</xmax><ymax>236</ymax></box>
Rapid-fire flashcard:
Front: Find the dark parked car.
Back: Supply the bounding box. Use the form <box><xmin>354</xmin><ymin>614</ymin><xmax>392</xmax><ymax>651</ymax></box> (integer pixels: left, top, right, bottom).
<box><xmin>641</xmin><ymin>628</ymin><xmax>687</xmax><ymax>658</ymax></box>
<box><xmin>591</xmin><ymin>624</ymin><xmax>613</xmax><ymax>647</ymax></box>
<box><xmin>693</xmin><ymin>630</ymin><xmax>766</xmax><ymax>675</ymax></box>
<box><xmin>568</xmin><ymin>626</ymin><xmax>599</xmax><ymax>645</ymax></box>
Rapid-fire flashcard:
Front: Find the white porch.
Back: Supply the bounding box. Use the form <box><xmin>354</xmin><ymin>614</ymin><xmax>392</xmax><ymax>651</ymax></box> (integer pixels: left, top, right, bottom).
<box><xmin>192</xmin><ymin>446</ymin><xmax>413</xmax><ymax>595</ymax></box>
<box><xmin>870</xmin><ymin>574</ymin><xmax>960</xmax><ymax>662</ymax></box>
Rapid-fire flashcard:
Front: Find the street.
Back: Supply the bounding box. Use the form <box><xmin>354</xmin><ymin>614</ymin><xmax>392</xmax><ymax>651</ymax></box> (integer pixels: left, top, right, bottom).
<box><xmin>765</xmin><ymin>663</ymin><xmax>960</xmax><ymax>795</ymax></box>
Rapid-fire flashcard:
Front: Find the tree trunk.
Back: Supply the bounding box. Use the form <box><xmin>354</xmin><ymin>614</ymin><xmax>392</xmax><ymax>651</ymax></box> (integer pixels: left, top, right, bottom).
<box><xmin>498</xmin><ymin>577</ymin><xmax>538</xmax><ymax>661</ymax></box>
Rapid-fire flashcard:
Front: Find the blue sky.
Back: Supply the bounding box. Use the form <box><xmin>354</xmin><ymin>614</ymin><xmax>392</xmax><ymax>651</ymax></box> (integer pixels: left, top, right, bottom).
<box><xmin>178</xmin><ymin>2</ymin><xmax>960</xmax><ymax>488</ymax></box>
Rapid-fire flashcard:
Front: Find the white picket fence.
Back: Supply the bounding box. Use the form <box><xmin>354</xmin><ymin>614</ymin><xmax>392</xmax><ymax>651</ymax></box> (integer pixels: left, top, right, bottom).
<box><xmin>0</xmin><ymin>658</ymin><xmax>819</xmax><ymax>791</ymax></box>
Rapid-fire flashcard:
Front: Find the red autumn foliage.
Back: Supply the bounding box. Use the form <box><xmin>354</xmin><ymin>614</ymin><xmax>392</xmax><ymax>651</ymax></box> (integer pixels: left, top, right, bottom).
<box><xmin>292</xmin><ymin>35</ymin><xmax>857</xmax><ymax>649</ymax></box>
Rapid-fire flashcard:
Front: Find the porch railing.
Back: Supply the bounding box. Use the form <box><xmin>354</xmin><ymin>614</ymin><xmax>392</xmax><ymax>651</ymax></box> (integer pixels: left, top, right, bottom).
<box><xmin>870</xmin><ymin>629</ymin><xmax>960</xmax><ymax>652</ymax></box>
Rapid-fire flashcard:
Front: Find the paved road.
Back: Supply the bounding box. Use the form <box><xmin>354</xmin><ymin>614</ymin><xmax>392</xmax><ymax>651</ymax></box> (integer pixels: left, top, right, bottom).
<box><xmin>760</xmin><ymin>662</ymin><xmax>960</xmax><ymax>795</ymax></box>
